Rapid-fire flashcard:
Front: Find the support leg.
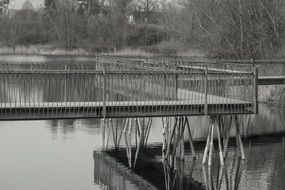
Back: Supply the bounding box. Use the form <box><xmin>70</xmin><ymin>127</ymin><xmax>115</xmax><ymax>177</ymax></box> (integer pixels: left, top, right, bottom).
<box><xmin>235</xmin><ymin>116</ymin><xmax>245</xmax><ymax>160</ymax></box>
<box><xmin>185</xmin><ymin>117</ymin><xmax>196</xmax><ymax>160</ymax></box>
<box><xmin>203</xmin><ymin>117</ymin><xmax>211</xmax><ymax>165</ymax></box>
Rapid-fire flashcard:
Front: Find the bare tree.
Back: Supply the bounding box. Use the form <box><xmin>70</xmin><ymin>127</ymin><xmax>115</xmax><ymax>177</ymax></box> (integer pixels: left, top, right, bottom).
<box><xmin>136</xmin><ymin>0</ymin><xmax>158</xmax><ymax>22</ymax></box>
<box><xmin>0</xmin><ymin>0</ymin><xmax>10</xmax><ymax>15</ymax></box>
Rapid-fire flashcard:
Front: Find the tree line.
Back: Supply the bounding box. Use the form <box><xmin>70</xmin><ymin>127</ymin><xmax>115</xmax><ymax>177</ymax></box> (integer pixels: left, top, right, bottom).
<box><xmin>0</xmin><ymin>0</ymin><xmax>285</xmax><ymax>58</ymax></box>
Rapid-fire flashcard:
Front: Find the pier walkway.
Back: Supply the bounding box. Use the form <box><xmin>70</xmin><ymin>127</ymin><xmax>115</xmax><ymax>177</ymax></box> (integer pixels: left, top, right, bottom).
<box><xmin>0</xmin><ymin>59</ymin><xmax>257</xmax><ymax>120</ymax></box>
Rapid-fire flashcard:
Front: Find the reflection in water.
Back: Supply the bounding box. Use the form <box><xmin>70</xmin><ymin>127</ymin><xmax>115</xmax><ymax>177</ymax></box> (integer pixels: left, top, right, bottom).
<box><xmin>202</xmin><ymin>153</ymin><xmax>245</xmax><ymax>190</ymax></box>
<box><xmin>46</xmin><ymin>120</ymin><xmax>76</xmax><ymax>137</ymax></box>
<box><xmin>246</xmin><ymin>105</ymin><xmax>285</xmax><ymax>136</ymax></box>
<box><xmin>93</xmin><ymin>151</ymin><xmax>158</xmax><ymax>190</ymax></box>
<box><xmin>45</xmin><ymin>119</ymin><xmax>102</xmax><ymax>139</ymax></box>
<box><xmin>162</xmin><ymin>157</ymin><xmax>197</xmax><ymax>190</ymax></box>
<box><xmin>101</xmin><ymin>133</ymin><xmax>285</xmax><ymax>190</ymax></box>
<box><xmin>189</xmin><ymin>135</ymin><xmax>285</xmax><ymax>190</ymax></box>
<box><xmin>38</xmin><ymin>110</ymin><xmax>285</xmax><ymax>190</ymax></box>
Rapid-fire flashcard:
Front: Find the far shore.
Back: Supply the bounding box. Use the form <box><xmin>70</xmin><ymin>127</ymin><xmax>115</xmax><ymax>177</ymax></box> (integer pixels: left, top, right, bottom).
<box><xmin>0</xmin><ymin>45</ymin><xmax>156</xmax><ymax>57</ymax></box>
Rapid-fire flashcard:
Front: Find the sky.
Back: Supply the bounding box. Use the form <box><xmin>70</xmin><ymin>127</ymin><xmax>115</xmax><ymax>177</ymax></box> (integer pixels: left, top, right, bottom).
<box><xmin>9</xmin><ymin>0</ymin><xmax>44</xmax><ymax>9</ymax></box>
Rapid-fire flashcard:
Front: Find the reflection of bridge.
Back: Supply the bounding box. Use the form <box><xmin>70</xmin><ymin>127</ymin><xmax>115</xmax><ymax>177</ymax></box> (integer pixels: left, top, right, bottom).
<box><xmin>0</xmin><ymin>59</ymin><xmax>257</xmax><ymax>120</ymax></box>
<box><xmin>93</xmin><ymin>151</ymin><xmax>158</xmax><ymax>190</ymax></box>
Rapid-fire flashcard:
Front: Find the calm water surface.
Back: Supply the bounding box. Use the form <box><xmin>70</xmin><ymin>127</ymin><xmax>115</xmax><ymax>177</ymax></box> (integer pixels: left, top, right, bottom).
<box><xmin>0</xmin><ymin>54</ymin><xmax>285</xmax><ymax>190</ymax></box>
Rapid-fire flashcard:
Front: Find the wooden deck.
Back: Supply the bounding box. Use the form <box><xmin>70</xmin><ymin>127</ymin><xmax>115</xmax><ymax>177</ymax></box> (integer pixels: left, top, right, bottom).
<box><xmin>0</xmin><ymin>99</ymin><xmax>252</xmax><ymax>121</ymax></box>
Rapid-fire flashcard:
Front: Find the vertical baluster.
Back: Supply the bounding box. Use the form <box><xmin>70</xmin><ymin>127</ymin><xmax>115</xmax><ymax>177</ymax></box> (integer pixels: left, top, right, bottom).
<box><xmin>77</xmin><ymin>64</ymin><xmax>81</xmax><ymax>116</ymax></box>
<box><xmin>12</xmin><ymin>65</ymin><xmax>17</xmax><ymax>117</ymax></box>
<box><xmin>253</xmin><ymin>65</ymin><xmax>258</xmax><ymax>114</ymax></box>
<box><xmin>204</xmin><ymin>66</ymin><xmax>208</xmax><ymax>115</ymax></box>
<box><xmin>71</xmin><ymin>64</ymin><xmax>76</xmax><ymax>116</ymax></box>
<box><xmin>33</xmin><ymin>63</ymin><xmax>36</xmax><ymax>118</ymax></box>
<box><xmin>0</xmin><ymin>63</ymin><xmax>2</xmax><ymax>119</ymax></box>
<box><xmin>103</xmin><ymin>65</ymin><xmax>106</xmax><ymax>119</ymax></box>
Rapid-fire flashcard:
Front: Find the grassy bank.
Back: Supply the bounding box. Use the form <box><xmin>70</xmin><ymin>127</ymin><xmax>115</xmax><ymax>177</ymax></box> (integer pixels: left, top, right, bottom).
<box><xmin>0</xmin><ymin>45</ymin><xmax>159</xmax><ymax>57</ymax></box>
<box><xmin>0</xmin><ymin>45</ymin><xmax>92</xmax><ymax>56</ymax></box>
<box><xmin>0</xmin><ymin>43</ymin><xmax>205</xmax><ymax>57</ymax></box>
<box><xmin>259</xmin><ymin>85</ymin><xmax>285</xmax><ymax>105</ymax></box>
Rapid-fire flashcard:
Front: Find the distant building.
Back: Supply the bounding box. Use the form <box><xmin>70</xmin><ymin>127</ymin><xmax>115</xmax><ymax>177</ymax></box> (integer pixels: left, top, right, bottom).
<box><xmin>21</xmin><ymin>0</ymin><xmax>34</xmax><ymax>10</ymax></box>
<box><xmin>127</xmin><ymin>15</ymin><xmax>135</xmax><ymax>24</ymax></box>
<box><xmin>130</xmin><ymin>10</ymin><xmax>161</xmax><ymax>24</ymax></box>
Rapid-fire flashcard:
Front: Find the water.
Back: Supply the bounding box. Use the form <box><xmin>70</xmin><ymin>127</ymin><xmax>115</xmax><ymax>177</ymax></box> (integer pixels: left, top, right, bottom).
<box><xmin>0</xmin><ymin>120</ymin><xmax>100</xmax><ymax>190</ymax></box>
<box><xmin>103</xmin><ymin>134</ymin><xmax>285</xmax><ymax>190</ymax></box>
<box><xmin>0</xmin><ymin>54</ymin><xmax>285</xmax><ymax>190</ymax></box>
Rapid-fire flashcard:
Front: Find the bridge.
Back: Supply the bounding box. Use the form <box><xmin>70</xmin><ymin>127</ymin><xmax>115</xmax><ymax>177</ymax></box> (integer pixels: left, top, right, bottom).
<box><xmin>0</xmin><ymin>56</ymin><xmax>275</xmax><ymax>190</ymax></box>
<box><xmin>0</xmin><ymin>59</ymin><xmax>257</xmax><ymax>120</ymax></box>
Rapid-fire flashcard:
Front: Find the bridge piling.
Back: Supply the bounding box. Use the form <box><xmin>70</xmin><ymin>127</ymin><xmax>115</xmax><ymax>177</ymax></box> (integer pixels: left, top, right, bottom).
<box><xmin>235</xmin><ymin>115</ymin><xmax>245</xmax><ymax>160</ymax></box>
<box><xmin>102</xmin><ymin>117</ymin><xmax>152</xmax><ymax>168</ymax></box>
<box><xmin>161</xmin><ymin>117</ymin><xmax>196</xmax><ymax>162</ymax></box>
<box><xmin>200</xmin><ymin>114</ymin><xmax>248</xmax><ymax>190</ymax></box>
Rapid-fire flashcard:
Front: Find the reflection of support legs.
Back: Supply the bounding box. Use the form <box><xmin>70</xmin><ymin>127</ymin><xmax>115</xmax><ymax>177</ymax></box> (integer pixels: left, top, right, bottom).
<box><xmin>162</xmin><ymin>117</ymin><xmax>196</xmax><ymax>162</ymax></box>
<box><xmin>202</xmin><ymin>115</ymin><xmax>247</xmax><ymax>190</ymax></box>
<box><xmin>218</xmin><ymin>116</ymin><xmax>232</xmax><ymax>190</ymax></box>
<box><xmin>203</xmin><ymin>117</ymin><xmax>215</xmax><ymax>190</ymax></box>
<box><xmin>111</xmin><ymin>119</ymin><xmax>124</xmax><ymax>151</ymax></box>
<box><xmin>102</xmin><ymin>118</ymin><xmax>124</xmax><ymax>150</ymax></box>
<box><xmin>163</xmin><ymin>154</ymin><xmax>186</xmax><ymax>190</ymax></box>
<box><xmin>234</xmin><ymin>158</ymin><xmax>243</xmax><ymax>190</ymax></box>
<box><xmin>123</xmin><ymin>118</ymin><xmax>153</xmax><ymax>168</ymax></box>
<box><xmin>202</xmin><ymin>164</ymin><xmax>209</xmax><ymax>190</ymax></box>
<box><xmin>101</xmin><ymin>119</ymin><xmax>106</xmax><ymax>150</ymax></box>
<box><xmin>163</xmin><ymin>160</ymin><xmax>171</xmax><ymax>190</ymax></box>
<box><xmin>217</xmin><ymin>116</ymin><xmax>231</xmax><ymax>190</ymax></box>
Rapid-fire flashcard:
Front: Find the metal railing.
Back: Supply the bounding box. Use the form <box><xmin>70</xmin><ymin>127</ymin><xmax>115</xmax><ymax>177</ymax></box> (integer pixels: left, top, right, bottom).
<box><xmin>0</xmin><ymin>60</ymin><xmax>257</xmax><ymax>120</ymax></box>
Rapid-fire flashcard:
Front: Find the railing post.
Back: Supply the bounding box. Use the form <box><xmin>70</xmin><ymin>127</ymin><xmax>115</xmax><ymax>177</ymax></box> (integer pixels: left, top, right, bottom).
<box><xmin>103</xmin><ymin>65</ymin><xmax>107</xmax><ymax>119</ymax></box>
<box><xmin>174</xmin><ymin>65</ymin><xmax>178</xmax><ymax>100</ymax></box>
<box><xmin>253</xmin><ymin>65</ymin><xmax>258</xmax><ymax>114</ymax></box>
<box><xmin>163</xmin><ymin>65</ymin><xmax>166</xmax><ymax>100</ymax></box>
<box><xmin>204</xmin><ymin>66</ymin><xmax>208</xmax><ymax>115</ymax></box>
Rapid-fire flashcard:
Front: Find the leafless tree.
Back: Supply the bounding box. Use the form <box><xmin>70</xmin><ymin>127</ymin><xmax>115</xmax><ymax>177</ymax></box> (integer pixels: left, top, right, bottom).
<box><xmin>0</xmin><ymin>0</ymin><xmax>10</xmax><ymax>15</ymax></box>
<box><xmin>136</xmin><ymin>0</ymin><xmax>158</xmax><ymax>22</ymax></box>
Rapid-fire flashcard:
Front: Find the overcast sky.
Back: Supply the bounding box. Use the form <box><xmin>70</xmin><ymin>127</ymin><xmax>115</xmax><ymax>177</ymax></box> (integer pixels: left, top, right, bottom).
<box><xmin>9</xmin><ymin>0</ymin><xmax>44</xmax><ymax>9</ymax></box>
